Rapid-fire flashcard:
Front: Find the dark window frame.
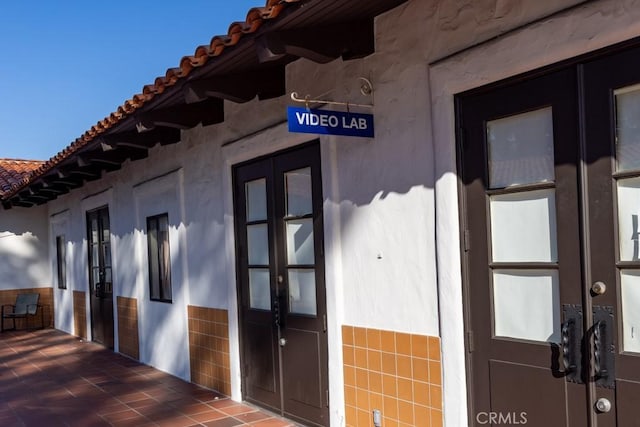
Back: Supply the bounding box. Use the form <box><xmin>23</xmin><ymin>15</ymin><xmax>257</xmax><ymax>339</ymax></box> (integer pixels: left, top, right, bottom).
<box><xmin>56</xmin><ymin>235</ymin><xmax>66</xmax><ymax>289</ymax></box>
<box><xmin>147</xmin><ymin>213</ymin><xmax>172</xmax><ymax>303</ymax></box>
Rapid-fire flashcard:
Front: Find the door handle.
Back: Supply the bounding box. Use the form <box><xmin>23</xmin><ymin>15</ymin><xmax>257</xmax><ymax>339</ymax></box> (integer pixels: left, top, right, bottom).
<box><xmin>561</xmin><ymin>318</ymin><xmax>577</xmax><ymax>373</ymax></box>
<box><xmin>95</xmin><ymin>283</ymin><xmax>102</xmax><ymax>298</ymax></box>
<box><xmin>591</xmin><ymin>306</ymin><xmax>615</xmax><ymax>387</ymax></box>
<box><xmin>593</xmin><ymin>320</ymin><xmax>608</xmax><ymax>379</ymax></box>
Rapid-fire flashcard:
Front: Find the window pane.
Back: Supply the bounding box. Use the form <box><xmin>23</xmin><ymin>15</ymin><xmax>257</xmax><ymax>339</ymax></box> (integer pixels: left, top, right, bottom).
<box><xmin>147</xmin><ymin>214</ymin><xmax>171</xmax><ymax>301</ymax></box>
<box><xmin>159</xmin><ymin>236</ymin><xmax>171</xmax><ymax>300</ymax></box>
<box><xmin>147</xmin><ymin>218</ymin><xmax>160</xmax><ymax>299</ymax></box>
<box><xmin>615</xmin><ymin>84</ymin><xmax>640</xmax><ymax>172</ymax></box>
<box><xmin>617</xmin><ymin>176</ymin><xmax>640</xmax><ymax>261</ymax></box>
<box><xmin>288</xmin><ymin>269</ymin><xmax>317</xmax><ymax>316</ymax></box>
<box><xmin>285</xmin><ymin>167</ymin><xmax>312</xmax><ymax>216</ymax></box>
<box><xmin>102</xmin><ymin>243</ymin><xmax>111</xmax><ymax>268</ymax></box>
<box><xmin>621</xmin><ymin>270</ymin><xmax>640</xmax><ymax>352</ymax></box>
<box><xmin>90</xmin><ymin>216</ymin><xmax>98</xmax><ymax>242</ymax></box>
<box><xmin>487</xmin><ymin>107</ymin><xmax>555</xmax><ymax>188</ymax></box>
<box><xmin>91</xmin><ymin>245</ymin><xmax>100</xmax><ymax>268</ymax></box>
<box><xmin>493</xmin><ymin>269</ymin><xmax>560</xmax><ymax>343</ymax></box>
<box><xmin>490</xmin><ymin>189</ymin><xmax>558</xmax><ymax>262</ymax></box>
<box><xmin>247</xmin><ymin>224</ymin><xmax>269</xmax><ymax>265</ymax></box>
<box><xmin>101</xmin><ymin>211</ymin><xmax>110</xmax><ymax>242</ymax></box>
<box><xmin>246</xmin><ymin>178</ymin><xmax>267</xmax><ymax>222</ymax></box>
<box><xmin>56</xmin><ymin>235</ymin><xmax>66</xmax><ymax>289</ymax></box>
<box><xmin>249</xmin><ymin>268</ymin><xmax>271</xmax><ymax>310</ymax></box>
<box><xmin>286</xmin><ymin>219</ymin><xmax>315</xmax><ymax>265</ymax></box>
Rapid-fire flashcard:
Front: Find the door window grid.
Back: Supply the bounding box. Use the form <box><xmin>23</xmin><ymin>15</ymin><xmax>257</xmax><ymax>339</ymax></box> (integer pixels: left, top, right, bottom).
<box><xmin>245</xmin><ymin>178</ymin><xmax>271</xmax><ymax>311</ymax></box>
<box><xmin>486</xmin><ymin>108</ymin><xmax>561</xmax><ymax>343</ymax></box>
<box><xmin>56</xmin><ymin>235</ymin><xmax>66</xmax><ymax>290</ymax></box>
<box><xmin>284</xmin><ymin>167</ymin><xmax>317</xmax><ymax>317</ymax></box>
<box><xmin>147</xmin><ymin>213</ymin><xmax>172</xmax><ymax>303</ymax></box>
<box><xmin>614</xmin><ymin>85</ymin><xmax>640</xmax><ymax>353</ymax></box>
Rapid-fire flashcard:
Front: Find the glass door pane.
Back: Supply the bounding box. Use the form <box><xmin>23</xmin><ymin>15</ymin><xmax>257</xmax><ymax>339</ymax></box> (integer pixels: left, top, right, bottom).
<box><xmin>490</xmin><ymin>189</ymin><xmax>558</xmax><ymax>262</ymax></box>
<box><xmin>493</xmin><ymin>270</ymin><xmax>560</xmax><ymax>342</ymax></box>
<box><xmin>285</xmin><ymin>168</ymin><xmax>312</xmax><ymax>216</ymax></box>
<box><xmin>486</xmin><ymin>108</ymin><xmax>559</xmax><ymax>343</ymax></box>
<box><xmin>487</xmin><ymin>107</ymin><xmax>555</xmax><ymax>188</ymax></box>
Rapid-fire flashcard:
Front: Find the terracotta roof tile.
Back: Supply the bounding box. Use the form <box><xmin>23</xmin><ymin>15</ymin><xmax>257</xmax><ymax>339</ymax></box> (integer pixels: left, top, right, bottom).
<box><xmin>0</xmin><ymin>0</ymin><xmax>302</xmax><ymax>196</ymax></box>
<box><xmin>0</xmin><ymin>159</ymin><xmax>45</xmax><ymax>197</ymax></box>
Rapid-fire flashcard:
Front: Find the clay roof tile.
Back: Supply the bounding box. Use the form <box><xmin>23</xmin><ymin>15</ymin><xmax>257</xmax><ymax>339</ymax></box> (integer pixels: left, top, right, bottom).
<box><xmin>2</xmin><ymin>0</ymin><xmax>303</xmax><ymax>202</ymax></box>
<box><xmin>0</xmin><ymin>159</ymin><xmax>45</xmax><ymax>196</ymax></box>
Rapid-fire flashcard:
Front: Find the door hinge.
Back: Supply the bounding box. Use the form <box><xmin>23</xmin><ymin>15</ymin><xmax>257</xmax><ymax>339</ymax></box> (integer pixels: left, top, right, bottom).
<box><xmin>464</xmin><ymin>229</ymin><xmax>471</xmax><ymax>252</ymax></box>
<box><xmin>467</xmin><ymin>330</ymin><xmax>474</xmax><ymax>352</ymax></box>
<box><xmin>323</xmin><ymin>314</ymin><xmax>327</xmax><ymax>332</ymax></box>
<box><xmin>326</xmin><ymin>389</ymin><xmax>329</xmax><ymax>407</ymax></box>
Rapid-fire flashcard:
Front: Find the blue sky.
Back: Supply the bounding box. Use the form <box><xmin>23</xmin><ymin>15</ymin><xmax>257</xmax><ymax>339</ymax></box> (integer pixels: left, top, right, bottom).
<box><xmin>0</xmin><ymin>0</ymin><xmax>260</xmax><ymax>161</ymax></box>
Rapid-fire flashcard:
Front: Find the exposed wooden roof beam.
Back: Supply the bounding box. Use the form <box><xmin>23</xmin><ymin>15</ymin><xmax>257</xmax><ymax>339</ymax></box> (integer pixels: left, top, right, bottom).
<box><xmin>136</xmin><ymin>98</ymin><xmax>223</xmax><ymax>130</ymax></box>
<box><xmin>183</xmin><ymin>66</ymin><xmax>286</xmax><ymax>104</ymax></box>
<box><xmin>256</xmin><ymin>20</ymin><xmax>375</xmax><ymax>64</ymax></box>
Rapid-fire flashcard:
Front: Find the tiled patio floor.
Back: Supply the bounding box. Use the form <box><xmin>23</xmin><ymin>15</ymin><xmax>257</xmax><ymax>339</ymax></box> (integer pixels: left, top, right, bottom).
<box><xmin>0</xmin><ymin>329</ymin><xmax>298</xmax><ymax>427</ymax></box>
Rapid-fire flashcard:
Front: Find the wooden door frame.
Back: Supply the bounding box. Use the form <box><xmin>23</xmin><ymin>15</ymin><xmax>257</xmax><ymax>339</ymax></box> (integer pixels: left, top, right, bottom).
<box><xmin>456</xmin><ymin>66</ymin><xmax>588</xmax><ymax>425</ymax></box>
<box><xmin>455</xmin><ymin>39</ymin><xmax>640</xmax><ymax>426</ymax></box>
<box><xmin>232</xmin><ymin>141</ymin><xmax>329</xmax><ymax>426</ymax></box>
<box><xmin>86</xmin><ymin>205</ymin><xmax>115</xmax><ymax>349</ymax></box>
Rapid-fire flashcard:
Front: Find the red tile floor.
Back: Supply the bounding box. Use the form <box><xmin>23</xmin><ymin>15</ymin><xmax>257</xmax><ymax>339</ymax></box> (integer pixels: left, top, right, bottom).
<box><xmin>0</xmin><ymin>329</ymin><xmax>298</xmax><ymax>427</ymax></box>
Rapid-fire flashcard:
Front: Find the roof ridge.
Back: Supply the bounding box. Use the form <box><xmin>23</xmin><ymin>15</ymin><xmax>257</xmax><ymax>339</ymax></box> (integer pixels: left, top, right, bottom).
<box><xmin>0</xmin><ymin>158</ymin><xmax>45</xmax><ymax>163</ymax></box>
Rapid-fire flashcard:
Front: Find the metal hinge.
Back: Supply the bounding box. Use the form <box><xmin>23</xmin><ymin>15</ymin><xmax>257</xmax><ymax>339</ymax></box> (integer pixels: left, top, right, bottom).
<box><xmin>323</xmin><ymin>315</ymin><xmax>327</xmax><ymax>332</ymax></box>
<box><xmin>326</xmin><ymin>389</ymin><xmax>329</xmax><ymax>407</ymax></box>
<box><xmin>467</xmin><ymin>330</ymin><xmax>474</xmax><ymax>352</ymax></box>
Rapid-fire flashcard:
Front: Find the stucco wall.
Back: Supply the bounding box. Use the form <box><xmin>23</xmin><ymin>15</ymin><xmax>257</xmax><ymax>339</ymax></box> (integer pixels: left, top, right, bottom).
<box><xmin>37</xmin><ymin>0</ymin><xmax>611</xmax><ymax>426</ymax></box>
<box><xmin>0</xmin><ymin>205</ymin><xmax>49</xmax><ymax>290</ymax></box>
<box><xmin>430</xmin><ymin>1</ymin><xmax>640</xmax><ymax>424</ymax></box>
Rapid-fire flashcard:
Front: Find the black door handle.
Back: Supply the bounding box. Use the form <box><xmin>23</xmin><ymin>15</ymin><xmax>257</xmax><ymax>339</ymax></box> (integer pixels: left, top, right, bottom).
<box><xmin>593</xmin><ymin>320</ymin><xmax>608</xmax><ymax>379</ymax></box>
<box><xmin>561</xmin><ymin>318</ymin><xmax>577</xmax><ymax>373</ymax></box>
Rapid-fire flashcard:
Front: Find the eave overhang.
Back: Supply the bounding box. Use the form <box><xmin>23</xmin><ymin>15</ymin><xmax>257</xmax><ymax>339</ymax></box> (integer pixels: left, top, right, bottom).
<box><xmin>1</xmin><ymin>0</ymin><xmax>407</xmax><ymax>209</ymax></box>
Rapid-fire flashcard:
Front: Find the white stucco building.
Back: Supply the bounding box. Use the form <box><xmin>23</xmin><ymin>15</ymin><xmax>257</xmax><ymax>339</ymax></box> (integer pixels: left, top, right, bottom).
<box><xmin>2</xmin><ymin>0</ymin><xmax>640</xmax><ymax>425</ymax></box>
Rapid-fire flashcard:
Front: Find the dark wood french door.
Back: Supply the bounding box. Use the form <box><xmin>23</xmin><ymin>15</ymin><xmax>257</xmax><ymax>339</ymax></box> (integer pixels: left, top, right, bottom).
<box><xmin>87</xmin><ymin>206</ymin><xmax>114</xmax><ymax>349</ymax></box>
<box><xmin>233</xmin><ymin>143</ymin><xmax>329</xmax><ymax>427</ymax></box>
<box><xmin>459</xmin><ymin>44</ymin><xmax>640</xmax><ymax>426</ymax></box>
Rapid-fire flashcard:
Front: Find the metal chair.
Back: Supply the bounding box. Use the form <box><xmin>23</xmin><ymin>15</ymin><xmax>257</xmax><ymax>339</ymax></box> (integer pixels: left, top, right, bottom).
<box><xmin>1</xmin><ymin>293</ymin><xmax>44</xmax><ymax>332</ymax></box>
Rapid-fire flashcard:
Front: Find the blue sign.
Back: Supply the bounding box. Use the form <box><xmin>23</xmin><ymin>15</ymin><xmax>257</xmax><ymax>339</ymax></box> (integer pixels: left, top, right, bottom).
<box><xmin>287</xmin><ymin>106</ymin><xmax>374</xmax><ymax>138</ymax></box>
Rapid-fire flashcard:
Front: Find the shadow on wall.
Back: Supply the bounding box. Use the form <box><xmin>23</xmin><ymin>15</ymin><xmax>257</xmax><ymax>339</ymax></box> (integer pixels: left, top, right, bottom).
<box><xmin>0</xmin><ymin>205</ymin><xmax>49</xmax><ymax>290</ymax></box>
<box><xmin>0</xmin><ymin>231</ymin><xmax>47</xmax><ymax>290</ymax></box>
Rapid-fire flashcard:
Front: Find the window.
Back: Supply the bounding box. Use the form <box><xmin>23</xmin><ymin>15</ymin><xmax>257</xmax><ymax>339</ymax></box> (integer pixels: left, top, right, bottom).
<box><xmin>56</xmin><ymin>235</ymin><xmax>66</xmax><ymax>289</ymax></box>
<box><xmin>147</xmin><ymin>214</ymin><xmax>172</xmax><ymax>302</ymax></box>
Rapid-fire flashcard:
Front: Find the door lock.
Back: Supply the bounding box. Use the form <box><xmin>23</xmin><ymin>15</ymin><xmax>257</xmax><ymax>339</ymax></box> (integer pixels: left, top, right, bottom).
<box><xmin>595</xmin><ymin>397</ymin><xmax>612</xmax><ymax>413</ymax></box>
<box><xmin>591</xmin><ymin>281</ymin><xmax>607</xmax><ymax>295</ymax></box>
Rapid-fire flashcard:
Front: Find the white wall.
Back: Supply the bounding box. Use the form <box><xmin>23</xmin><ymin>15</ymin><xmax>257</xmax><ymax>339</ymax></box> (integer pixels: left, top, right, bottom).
<box><xmin>0</xmin><ymin>205</ymin><xmax>49</xmax><ymax>289</ymax></box>
<box><xmin>35</xmin><ymin>1</ymin><xmax>615</xmax><ymax>426</ymax></box>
